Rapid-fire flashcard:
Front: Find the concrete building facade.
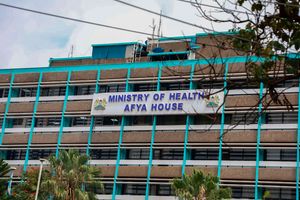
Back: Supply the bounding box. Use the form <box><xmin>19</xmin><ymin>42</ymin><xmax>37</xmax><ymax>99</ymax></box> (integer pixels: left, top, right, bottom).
<box><xmin>0</xmin><ymin>32</ymin><xmax>299</xmax><ymax>200</ymax></box>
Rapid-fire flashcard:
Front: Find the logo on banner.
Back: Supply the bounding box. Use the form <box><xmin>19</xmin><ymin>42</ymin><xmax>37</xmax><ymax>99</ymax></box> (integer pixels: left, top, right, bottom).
<box><xmin>205</xmin><ymin>94</ymin><xmax>220</xmax><ymax>107</ymax></box>
<box><xmin>94</xmin><ymin>98</ymin><xmax>107</xmax><ymax>111</ymax></box>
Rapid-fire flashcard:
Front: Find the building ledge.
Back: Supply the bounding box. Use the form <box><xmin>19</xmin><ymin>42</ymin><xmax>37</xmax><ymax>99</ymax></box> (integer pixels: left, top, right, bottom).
<box><xmin>148</xmin><ymin>51</ymin><xmax>189</xmax><ymax>57</ymax></box>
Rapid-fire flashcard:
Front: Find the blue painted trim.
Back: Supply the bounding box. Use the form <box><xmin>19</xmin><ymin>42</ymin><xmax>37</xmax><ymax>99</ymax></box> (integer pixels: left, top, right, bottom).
<box><xmin>217</xmin><ymin>63</ymin><xmax>229</xmax><ymax>179</ymax></box>
<box><xmin>86</xmin><ymin>69</ymin><xmax>101</xmax><ymax>156</ymax></box>
<box><xmin>286</xmin><ymin>53</ymin><xmax>300</xmax><ymax>58</ymax></box>
<box><xmin>49</xmin><ymin>56</ymin><xmax>92</xmax><ymax>62</ymax></box>
<box><xmin>196</xmin><ymin>31</ymin><xmax>238</xmax><ymax>37</ymax></box>
<box><xmin>0</xmin><ymin>74</ymin><xmax>15</xmax><ymax>145</ymax></box>
<box><xmin>156</xmin><ymin>31</ymin><xmax>237</xmax><ymax>42</ymax></box>
<box><xmin>191</xmin><ymin>46</ymin><xmax>201</xmax><ymax>49</ymax></box>
<box><xmin>254</xmin><ymin>81</ymin><xmax>264</xmax><ymax>200</ymax></box>
<box><xmin>145</xmin><ymin>65</ymin><xmax>162</xmax><ymax>200</ymax></box>
<box><xmin>148</xmin><ymin>51</ymin><xmax>189</xmax><ymax>56</ymax></box>
<box><xmin>112</xmin><ymin>68</ymin><xmax>131</xmax><ymax>200</ymax></box>
<box><xmin>92</xmin><ymin>42</ymin><xmax>145</xmax><ymax>47</ymax></box>
<box><xmin>55</xmin><ymin>71</ymin><xmax>72</xmax><ymax>158</ymax></box>
<box><xmin>0</xmin><ymin>56</ymin><xmax>265</xmax><ymax>75</ymax></box>
<box><xmin>158</xmin><ymin>35</ymin><xmax>195</xmax><ymax>41</ymax></box>
<box><xmin>23</xmin><ymin>72</ymin><xmax>43</xmax><ymax>172</ymax></box>
<box><xmin>181</xmin><ymin>63</ymin><xmax>195</xmax><ymax>175</ymax></box>
<box><xmin>94</xmin><ymin>69</ymin><xmax>101</xmax><ymax>93</ymax></box>
<box><xmin>296</xmin><ymin>77</ymin><xmax>300</xmax><ymax>200</ymax></box>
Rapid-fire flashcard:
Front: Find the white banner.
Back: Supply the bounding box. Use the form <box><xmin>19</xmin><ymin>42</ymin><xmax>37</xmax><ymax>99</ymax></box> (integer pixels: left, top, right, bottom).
<box><xmin>91</xmin><ymin>89</ymin><xmax>223</xmax><ymax>116</ymax></box>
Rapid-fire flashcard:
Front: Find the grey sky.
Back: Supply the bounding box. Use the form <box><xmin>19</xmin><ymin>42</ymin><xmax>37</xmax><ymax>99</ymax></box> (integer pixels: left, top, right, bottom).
<box><xmin>0</xmin><ymin>0</ymin><xmax>233</xmax><ymax>68</ymax></box>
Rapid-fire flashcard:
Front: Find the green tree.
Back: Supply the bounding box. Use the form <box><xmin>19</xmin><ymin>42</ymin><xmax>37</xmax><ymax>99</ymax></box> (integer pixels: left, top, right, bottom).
<box><xmin>171</xmin><ymin>170</ymin><xmax>231</xmax><ymax>200</ymax></box>
<box><xmin>0</xmin><ymin>159</ymin><xmax>20</xmax><ymax>200</ymax></box>
<box><xmin>10</xmin><ymin>169</ymin><xmax>50</xmax><ymax>200</ymax></box>
<box><xmin>193</xmin><ymin>0</ymin><xmax>299</xmax><ymax>91</ymax></box>
<box><xmin>0</xmin><ymin>159</ymin><xmax>11</xmax><ymax>197</ymax></box>
<box><xmin>41</xmin><ymin>149</ymin><xmax>103</xmax><ymax>200</ymax></box>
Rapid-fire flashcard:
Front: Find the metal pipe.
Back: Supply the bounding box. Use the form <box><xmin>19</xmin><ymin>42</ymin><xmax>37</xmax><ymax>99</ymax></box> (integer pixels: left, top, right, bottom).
<box><xmin>7</xmin><ymin>167</ymin><xmax>16</xmax><ymax>195</ymax></box>
<box><xmin>35</xmin><ymin>158</ymin><xmax>47</xmax><ymax>200</ymax></box>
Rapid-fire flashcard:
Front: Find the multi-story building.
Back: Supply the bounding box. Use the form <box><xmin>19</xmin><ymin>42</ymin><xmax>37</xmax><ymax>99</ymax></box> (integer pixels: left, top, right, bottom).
<box><xmin>0</xmin><ymin>32</ymin><xmax>299</xmax><ymax>200</ymax></box>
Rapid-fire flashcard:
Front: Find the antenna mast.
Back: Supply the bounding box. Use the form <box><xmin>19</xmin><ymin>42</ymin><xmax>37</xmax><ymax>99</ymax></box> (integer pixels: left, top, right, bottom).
<box><xmin>157</xmin><ymin>10</ymin><xmax>163</xmax><ymax>47</ymax></box>
<box><xmin>68</xmin><ymin>45</ymin><xmax>74</xmax><ymax>58</ymax></box>
<box><xmin>149</xmin><ymin>19</ymin><xmax>156</xmax><ymax>52</ymax></box>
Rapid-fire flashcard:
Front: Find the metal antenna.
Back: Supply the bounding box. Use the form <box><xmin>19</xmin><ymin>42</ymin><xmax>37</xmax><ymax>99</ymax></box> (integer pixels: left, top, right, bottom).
<box><xmin>68</xmin><ymin>45</ymin><xmax>74</xmax><ymax>57</ymax></box>
<box><xmin>149</xmin><ymin>19</ymin><xmax>156</xmax><ymax>51</ymax></box>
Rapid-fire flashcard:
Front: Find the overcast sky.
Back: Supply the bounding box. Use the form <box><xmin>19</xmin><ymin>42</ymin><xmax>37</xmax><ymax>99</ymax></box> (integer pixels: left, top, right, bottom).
<box><xmin>0</xmin><ymin>0</ymin><xmax>233</xmax><ymax>68</ymax></box>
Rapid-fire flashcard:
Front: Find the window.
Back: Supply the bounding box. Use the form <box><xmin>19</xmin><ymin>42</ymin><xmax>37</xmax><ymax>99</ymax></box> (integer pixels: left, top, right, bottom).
<box><xmin>73</xmin><ymin>85</ymin><xmax>95</xmax><ymax>95</ymax></box>
<box><xmin>126</xmin><ymin>149</ymin><xmax>149</xmax><ymax>160</ymax></box>
<box><xmin>153</xmin><ymin>149</ymin><xmax>183</xmax><ymax>160</ymax></box>
<box><xmin>0</xmin><ymin>88</ymin><xmax>9</xmax><ymax>98</ymax></box>
<box><xmin>156</xmin><ymin>185</ymin><xmax>174</xmax><ymax>196</ymax></box>
<box><xmin>122</xmin><ymin>184</ymin><xmax>146</xmax><ymax>195</ymax></box>
<box><xmin>11</xmin><ymin>118</ymin><xmax>24</xmax><ymax>127</ymax></box>
<box><xmin>7</xmin><ymin>149</ymin><xmax>79</xmax><ymax>160</ymax></box>
<box><xmin>197</xmin><ymin>80</ymin><xmax>224</xmax><ymax>89</ymax></box>
<box><xmin>266</xmin><ymin>112</ymin><xmax>298</xmax><ymax>124</ymax></box>
<box><xmin>276</xmin><ymin>78</ymin><xmax>298</xmax><ymax>88</ymax></box>
<box><xmin>196</xmin><ymin>79</ymin><xmax>259</xmax><ymax>90</ymax></box>
<box><xmin>160</xmin><ymin>82</ymin><xmax>189</xmax><ymax>91</ymax></box>
<box><xmin>227</xmin><ymin>79</ymin><xmax>258</xmax><ymax>89</ymax></box>
<box><xmin>25</xmin><ymin>118</ymin><xmax>33</xmax><ymax>127</ymax></box>
<box><xmin>68</xmin><ymin>116</ymin><xmax>91</xmax><ymax>126</ymax></box>
<box><xmin>0</xmin><ymin>88</ymin><xmax>4</xmax><ymax>98</ymax></box>
<box><xmin>229</xmin><ymin>113</ymin><xmax>258</xmax><ymax>125</ymax></box>
<box><xmin>191</xmin><ymin>149</ymin><xmax>219</xmax><ymax>160</ymax></box>
<box><xmin>94</xmin><ymin>116</ymin><xmax>122</xmax><ymax>126</ymax></box>
<box><xmin>41</xmin><ymin>87</ymin><xmax>66</xmax><ymax>96</ymax></box>
<box><xmin>281</xmin><ymin>149</ymin><xmax>296</xmax><ymax>161</ymax></box>
<box><xmin>193</xmin><ymin>114</ymin><xmax>221</xmax><ymax>125</ymax></box>
<box><xmin>0</xmin><ymin>88</ymin><xmax>10</xmax><ymax>98</ymax></box>
<box><xmin>150</xmin><ymin>52</ymin><xmax>188</xmax><ymax>61</ymax></box>
<box><xmin>19</xmin><ymin>88</ymin><xmax>37</xmax><ymax>97</ymax></box>
<box><xmin>223</xmin><ymin>149</ymin><xmax>256</xmax><ymax>161</ymax></box>
<box><xmin>47</xmin><ymin>118</ymin><xmax>61</xmax><ymax>126</ymax></box>
<box><xmin>265</xmin><ymin>149</ymin><xmax>296</xmax><ymax>161</ymax></box>
<box><xmin>3</xmin><ymin>88</ymin><xmax>9</xmax><ymax>97</ymax></box>
<box><xmin>127</xmin><ymin>116</ymin><xmax>153</xmax><ymax>126</ymax></box>
<box><xmin>150</xmin><ymin>185</ymin><xmax>174</xmax><ymax>196</ymax></box>
<box><xmin>263</xmin><ymin>188</ymin><xmax>296</xmax><ymax>200</ymax></box>
<box><xmin>231</xmin><ymin>187</ymin><xmax>254</xmax><ymax>199</ymax></box>
<box><xmin>157</xmin><ymin>115</ymin><xmax>186</xmax><ymax>125</ymax></box>
<box><xmin>35</xmin><ymin>118</ymin><xmax>61</xmax><ymax>127</ymax></box>
<box><xmin>3</xmin><ymin>150</ymin><xmax>27</xmax><ymax>160</ymax></box>
<box><xmin>59</xmin><ymin>149</ymin><xmax>86</xmax><ymax>155</ymax></box>
<box><xmin>87</xmin><ymin>183</ymin><xmax>112</xmax><ymax>195</ymax></box>
<box><xmin>103</xmin><ymin>184</ymin><xmax>113</xmax><ymax>194</ymax></box>
<box><xmin>29</xmin><ymin>149</ymin><xmax>56</xmax><ymax>160</ymax></box>
<box><xmin>133</xmin><ymin>83</ymin><xmax>157</xmax><ymax>91</ymax></box>
<box><xmin>99</xmin><ymin>84</ymin><xmax>126</xmax><ymax>93</ymax></box>
<box><xmin>90</xmin><ymin>149</ymin><xmax>117</xmax><ymax>160</ymax></box>
<box><xmin>192</xmin><ymin>149</ymin><xmax>256</xmax><ymax>161</ymax></box>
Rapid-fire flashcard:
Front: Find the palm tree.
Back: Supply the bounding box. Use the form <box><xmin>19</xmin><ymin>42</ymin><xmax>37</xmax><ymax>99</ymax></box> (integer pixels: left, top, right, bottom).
<box><xmin>0</xmin><ymin>159</ymin><xmax>11</xmax><ymax>177</ymax></box>
<box><xmin>41</xmin><ymin>149</ymin><xmax>103</xmax><ymax>200</ymax></box>
<box><xmin>0</xmin><ymin>159</ymin><xmax>12</xmax><ymax>196</ymax></box>
<box><xmin>171</xmin><ymin>170</ymin><xmax>231</xmax><ymax>200</ymax></box>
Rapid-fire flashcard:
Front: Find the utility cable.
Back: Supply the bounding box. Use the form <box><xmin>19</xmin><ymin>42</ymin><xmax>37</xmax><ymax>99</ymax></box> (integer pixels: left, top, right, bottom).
<box><xmin>179</xmin><ymin>0</ymin><xmax>300</xmax><ymax>9</ymax></box>
<box><xmin>113</xmin><ymin>0</ymin><xmax>215</xmax><ymax>32</ymax></box>
<box><xmin>177</xmin><ymin>0</ymin><xmax>256</xmax><ymax>15</ymax></box>
<box><xmin>0</xmin><ymin>2</ymin><xmax>294</xmax><ymax>57</ymax></box>
<box><xmin>112</xmin><ymin>0</ymin><xmax>265</xmax><ymax>46</ymax></box>
<box><xmin>0</xmin><ymin>2</ymin><xmax>158</xmax><ymax>37</ymax></box>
